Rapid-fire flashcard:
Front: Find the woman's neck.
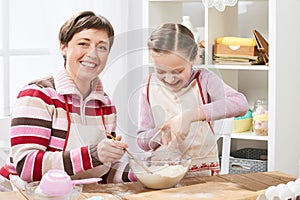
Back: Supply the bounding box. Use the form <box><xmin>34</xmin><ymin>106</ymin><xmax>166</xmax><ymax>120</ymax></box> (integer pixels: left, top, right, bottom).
<box><xmin>76</xmin><ymin>80</ymin><xmax>91</xmax><ymax>99</ymax></box>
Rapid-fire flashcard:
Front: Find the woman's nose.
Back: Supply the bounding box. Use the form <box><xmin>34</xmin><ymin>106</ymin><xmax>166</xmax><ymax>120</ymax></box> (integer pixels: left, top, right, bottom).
<box><xmin>87</xmin><ymin>46</ymin><xmax>97</xmax><ymax>58</ymax></box>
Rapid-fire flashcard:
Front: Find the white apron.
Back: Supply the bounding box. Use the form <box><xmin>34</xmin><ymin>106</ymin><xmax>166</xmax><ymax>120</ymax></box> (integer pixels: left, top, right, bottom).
<box><xmin>66</xmin><ymin>117</ymin><xmax>111</xmax><ymax>180</ymax></box>
<box><xmin>148</xmin><ymin>74</ymin><xmax>219</xmax><ymax>175</ymax></box>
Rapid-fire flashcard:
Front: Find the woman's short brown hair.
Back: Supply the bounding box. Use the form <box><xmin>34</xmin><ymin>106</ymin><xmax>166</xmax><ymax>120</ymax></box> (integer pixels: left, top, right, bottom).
<box><xmin>59</xmin><ymin>11</ymin><xmax>114</xmax><ymax>50</ymax></box>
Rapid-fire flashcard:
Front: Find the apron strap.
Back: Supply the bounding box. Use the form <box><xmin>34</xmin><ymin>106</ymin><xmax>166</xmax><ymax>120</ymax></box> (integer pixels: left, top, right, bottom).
<box><xmin>63</xmin><ymin>95</ymin><xmax>114</xmax><ymax>151</ymax></box>
<box><xmin>146</xmin><ymin>74</ymin><xmax>152</xmax><ymax>104</ymax></box>
<box><xmin>63</xmin><ymin>95</ymin><xmax>71</xmax><ymax>151</ymax></box>
<box><xmin>99</xmin><ymin>103</ymin><xmax>115</xmax><ymax>138</ymax></box>
<box><xmin>195</xmin><ymin>71</ymin><xmax>215</xmax><ymax>134</ymax></box>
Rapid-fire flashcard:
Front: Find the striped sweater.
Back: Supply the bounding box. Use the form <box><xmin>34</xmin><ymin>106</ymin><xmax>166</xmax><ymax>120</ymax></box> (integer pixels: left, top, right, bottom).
<box><xmin>0</xmin><ymin>69</ymin><xmax>134</xmax><ymax>185</ymax></box>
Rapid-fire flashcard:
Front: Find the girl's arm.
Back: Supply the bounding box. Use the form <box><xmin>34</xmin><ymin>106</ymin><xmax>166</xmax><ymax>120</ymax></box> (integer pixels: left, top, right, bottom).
<box><xmin>199</xmin><ymin>69</ymin><xmax>249</xmax><ymax>122</ymax></box>
<box><xmin>136</xmin><ymin>86</ymin><xmax>161</xmax><ymax>151</ymax></box>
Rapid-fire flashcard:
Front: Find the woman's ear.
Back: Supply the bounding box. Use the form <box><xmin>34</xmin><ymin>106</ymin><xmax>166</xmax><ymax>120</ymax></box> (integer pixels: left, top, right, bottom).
<box><xmin>60</xmin><ymin>43</ymin><xmax>67</xmax><ymax>57</ymax></box>
<box><xmin>150</xmin><ymin>50</ymin><xmax>162</xmax><ymax>58</ymax></box>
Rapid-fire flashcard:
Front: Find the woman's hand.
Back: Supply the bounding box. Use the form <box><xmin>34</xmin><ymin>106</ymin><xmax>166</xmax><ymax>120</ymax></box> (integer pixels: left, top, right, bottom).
<box><xmin>161</xmin><ymin>108</ymin><xmax>206</xmax><ymax>145</ymax></box>
<box><xmin>97</xmin><ymin>135</ymin><xmax>128</xmax><ymax>163</ymax></box>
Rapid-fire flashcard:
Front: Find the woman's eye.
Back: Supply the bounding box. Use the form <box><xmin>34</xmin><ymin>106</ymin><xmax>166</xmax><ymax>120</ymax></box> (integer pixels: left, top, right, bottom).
<box><xmin>97</xmin><ymin>45</ymin><xmax>108</xmax><ymax>52</ymax></box>
<box><xmin>78</xmin><ymin>42</ymin><xmax>89</xmax><ymax>47</ymax></box>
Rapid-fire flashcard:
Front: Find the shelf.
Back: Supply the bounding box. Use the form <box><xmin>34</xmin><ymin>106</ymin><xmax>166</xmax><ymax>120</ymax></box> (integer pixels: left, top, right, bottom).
<box><xmin>148</xmin><ymin>63</ymin><xmax>269</xmax><ymax>71</ymax></box>
<box><xmin>195</xmin><ymin>64</ymin><xmax>269</xmax><ymax>71</ymax></box>
<box><xmin>231</xmin><ymin>131</ymin><xmax>268</xmax><ymax>141</ymax></box>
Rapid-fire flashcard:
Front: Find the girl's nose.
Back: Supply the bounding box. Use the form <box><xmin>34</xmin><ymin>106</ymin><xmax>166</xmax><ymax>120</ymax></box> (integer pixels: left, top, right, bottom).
<box><xmin>164</xmin><ymin>74</ymin><xmax>175</xmax><ymax>83</ymax></box>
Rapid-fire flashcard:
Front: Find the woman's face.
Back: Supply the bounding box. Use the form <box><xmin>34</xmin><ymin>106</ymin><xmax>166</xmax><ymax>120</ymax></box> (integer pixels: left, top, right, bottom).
<box><xmin>60</xmin><ymin>28</ymin><xmax>110</xmax><ymax>84</ymax></box>
<box><xmin>151</xmin><ymin>51</ymin><xmax>192</xmax><ymax>92</ymax></box>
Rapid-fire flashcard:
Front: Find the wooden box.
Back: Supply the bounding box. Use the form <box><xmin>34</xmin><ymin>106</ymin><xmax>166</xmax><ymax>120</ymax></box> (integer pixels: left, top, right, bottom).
<box><xmin>213</xmin><ymin>43</ymin><xmax>259</xmax><ymax>57</ymax></box>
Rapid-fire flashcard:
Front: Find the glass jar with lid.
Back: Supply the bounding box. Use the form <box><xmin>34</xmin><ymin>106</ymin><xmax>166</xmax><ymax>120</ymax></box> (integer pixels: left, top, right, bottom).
<box><xmin>252</xmin><ymin>99</ymin><xmax>268</xmax><ymax>136</ymax></box>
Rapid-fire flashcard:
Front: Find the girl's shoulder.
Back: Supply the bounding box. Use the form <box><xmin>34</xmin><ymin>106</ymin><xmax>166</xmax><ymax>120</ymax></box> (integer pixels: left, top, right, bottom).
<box><xmin>196</xmin><ymin>67</ymin><xmax>214</xmax><ymax>75</ymax></box>
<box><xmin>196</xmin><ymin>68</ymin><xmax>219</xmax><ymax>80</ymax></box>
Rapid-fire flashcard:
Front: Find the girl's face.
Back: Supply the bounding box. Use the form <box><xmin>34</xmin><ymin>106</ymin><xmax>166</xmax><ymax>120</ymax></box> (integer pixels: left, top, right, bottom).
<box><xmin>151</xmin><ymin>51</ymin><xmax>193</xmax><ymax>92</ymax></box>
<box><xmin>60</xmin><ymin>28</ymin><xmax>110</xmax><ymax>85</ymax></box>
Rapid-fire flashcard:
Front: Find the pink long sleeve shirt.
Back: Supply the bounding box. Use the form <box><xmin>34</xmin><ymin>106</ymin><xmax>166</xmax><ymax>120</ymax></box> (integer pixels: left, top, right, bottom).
<box><xmin>137</xmin><ymin>68</ymin><xmax>249</xmax><ymax>151</ymax></box>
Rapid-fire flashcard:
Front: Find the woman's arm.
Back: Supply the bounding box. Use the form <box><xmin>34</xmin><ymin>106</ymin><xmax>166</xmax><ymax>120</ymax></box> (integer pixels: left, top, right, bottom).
<box><xmin>10</xmin><ymin>84</ymin><xmax>96</xmax><ymax>182</ymax></box>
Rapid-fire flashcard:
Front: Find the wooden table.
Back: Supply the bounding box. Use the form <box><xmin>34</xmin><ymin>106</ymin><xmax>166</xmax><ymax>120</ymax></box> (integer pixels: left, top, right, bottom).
<box><xmin>0</xmin><ymin>171</ymin><xmax>296</xmax><ymax>200</ymax></box>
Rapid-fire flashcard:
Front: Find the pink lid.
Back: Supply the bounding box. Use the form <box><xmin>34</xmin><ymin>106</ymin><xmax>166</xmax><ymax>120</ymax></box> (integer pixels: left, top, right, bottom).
<box><xmin>39</xmin><ymin>170</ymin><xmax>73</xmax><ymax>195</ymax></box>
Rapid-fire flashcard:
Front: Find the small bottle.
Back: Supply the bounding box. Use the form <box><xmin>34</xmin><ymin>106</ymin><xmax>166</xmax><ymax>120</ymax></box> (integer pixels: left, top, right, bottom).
<box><xmin>195</xmin><ymin>27</ymin><xmax>205</xmax><ymax>43</ymax></box>
<box><xmin>298</xmin><ymin>157</ymin><xmax>300</xmax><ymax>177</ymax></box>
<box><xmin>194</xmin><ymin>26</ymin><xmax>205</xmax><ymax>64</ymax></box>
<box><xmin>181</xmin><ymin>16</ymin><xmax>194</xmax><ymax>35</ymax></box>
<box><xmin>252</xmin><ymin>99</ymin><xmax>268</xmax><ymax>136</ymax></box>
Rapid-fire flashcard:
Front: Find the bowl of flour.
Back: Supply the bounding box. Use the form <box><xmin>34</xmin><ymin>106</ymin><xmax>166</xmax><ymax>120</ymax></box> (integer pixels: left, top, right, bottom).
<box><xmin>128</xmin><ymin>151</ymin><xmax>191</xmax><ymax>189</ymax></box>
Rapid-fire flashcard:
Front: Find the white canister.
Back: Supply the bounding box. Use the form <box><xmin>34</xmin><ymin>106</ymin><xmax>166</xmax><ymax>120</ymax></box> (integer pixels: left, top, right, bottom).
<box><xmin>181</xmin><ymin>16</ymin><xmax>194</xmax><ymax>35</ymax></box>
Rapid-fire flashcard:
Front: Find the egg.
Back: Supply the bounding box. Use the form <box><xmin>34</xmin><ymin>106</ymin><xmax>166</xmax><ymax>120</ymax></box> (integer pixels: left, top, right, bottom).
<box><xmin>277</xmin><ymin>183</ymin><xmax>287</xmax><ymax>190</ymax></box>
<box><xmin>289</xmin><ymin>184</ymin><xmax>300</xmax><ymax>199</ymax></box>
<box><xmin>286</xmin><ymin>181</ymin><xmax>297</xmax><ymax>188</ymax></box>
<box><xmin>265</xmin><ymin>186</ymin><xmax>279</xmax><ymax>199</ymax></box>
<box><xmin>265</xmin><ymin>186</ymin><xmax>280</xmax><ymax>200</ymax></box>
<box><xmin>279</xmin><ymin>187</ymin><xmax>295</xmax><ymax>200</ymax></box>
<box><xmin>256</xmin><ymin>193</ymin><xmax>267</xmax><ymax>200</ymax></box>
<box><xmin>295</xmin><ymin>178</ymin><xmax>300</xmax><ymax>185</ymax></box>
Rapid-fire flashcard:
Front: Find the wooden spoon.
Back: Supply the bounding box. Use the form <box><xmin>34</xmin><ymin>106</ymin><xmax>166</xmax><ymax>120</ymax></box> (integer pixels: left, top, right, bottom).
<box><xmin>106</xmin><ymin>132</ymin><xmax>153</xmax><ymax>174</ymax></box>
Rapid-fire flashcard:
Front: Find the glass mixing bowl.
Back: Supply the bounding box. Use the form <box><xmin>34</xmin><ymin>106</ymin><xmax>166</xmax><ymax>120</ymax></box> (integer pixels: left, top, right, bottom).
<box><xmin>128</xmin><ymin>151</ymin><xmax>191</xmax><ymax>189</ymax></box>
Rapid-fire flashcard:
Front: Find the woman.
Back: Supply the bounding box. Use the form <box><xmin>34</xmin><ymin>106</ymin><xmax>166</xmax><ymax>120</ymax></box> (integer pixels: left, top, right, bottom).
<box><xmin>137</xmin><ymin>23</ymin><xmax>249</xmax><ymax>176</ymax></box>
<box><xmin>0</xmin><ymin>11</ymin><xmax>135</xmax><ymax>192</ymax></box>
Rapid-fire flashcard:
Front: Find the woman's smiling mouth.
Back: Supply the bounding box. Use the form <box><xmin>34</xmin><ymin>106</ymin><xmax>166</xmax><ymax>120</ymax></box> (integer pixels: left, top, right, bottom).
<box><xmin>81</xmin><ymin>61</ymin><xmax>97</xmax><ymax>68</ymax></box>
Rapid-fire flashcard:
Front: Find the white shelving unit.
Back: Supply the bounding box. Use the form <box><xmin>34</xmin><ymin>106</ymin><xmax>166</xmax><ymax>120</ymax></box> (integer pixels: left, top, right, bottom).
<box><xmin>143</xmin><ymin>0</ymin><xmax>269</xmax><ymax>172</ymax></box>
<box><xmin>231</xmin><ymin>131</ymin><xmax>268</xmax><ymax>141</ymax></box>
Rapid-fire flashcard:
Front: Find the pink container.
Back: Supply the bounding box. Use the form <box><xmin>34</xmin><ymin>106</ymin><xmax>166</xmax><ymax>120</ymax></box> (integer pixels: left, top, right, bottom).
<box><xmin>39</xmin><ymin>170</ymin><xmax>73</xmax><ymax>195</ymax></box>
<box><xmin>40</xmin><ymin>170</ymin><xmax>101</xmax><ymax>195</ymax></box>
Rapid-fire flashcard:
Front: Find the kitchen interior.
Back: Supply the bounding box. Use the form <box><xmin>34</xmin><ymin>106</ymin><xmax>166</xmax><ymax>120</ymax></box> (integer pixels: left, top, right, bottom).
<box><xmin>0</xmin><ymin>0</ymin><xmax>300</xmax><ymax>199</ymax></box>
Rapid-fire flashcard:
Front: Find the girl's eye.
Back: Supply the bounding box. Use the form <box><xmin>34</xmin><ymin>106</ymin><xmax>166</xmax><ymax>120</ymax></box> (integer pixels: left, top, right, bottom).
<box><xmin>172</xmin><ymin>70</ymin><xmax>183</xmax><ymax>75</ymax></box>
<box><xmin>156</xmin><ymin>69</ymin><xmax>165</xmax><ymax>74</ymax></box>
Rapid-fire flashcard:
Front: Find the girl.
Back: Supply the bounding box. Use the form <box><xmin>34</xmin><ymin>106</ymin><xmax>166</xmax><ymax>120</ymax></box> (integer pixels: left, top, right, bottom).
<box><xmin>137</xmin><ymin>23</ymin><xmax>249</xmax><ymax>176</ymax></box>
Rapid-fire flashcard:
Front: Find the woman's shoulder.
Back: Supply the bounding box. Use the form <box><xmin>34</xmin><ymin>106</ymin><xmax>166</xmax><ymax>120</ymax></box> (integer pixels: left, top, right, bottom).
<box><xmin>28</xmin><ymin>76</ymin><xmax>55</xmax><ymax>89</ymax></box>
<box><xmin>16</xmin><ymin>76</ymin><xmax>57</xmax><ymax>101</ymax></box>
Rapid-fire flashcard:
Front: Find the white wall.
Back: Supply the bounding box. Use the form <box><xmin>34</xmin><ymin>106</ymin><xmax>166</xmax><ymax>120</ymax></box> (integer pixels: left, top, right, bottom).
<box><xmin>102</xmin><ymin>0</ymin><xmax>147</xmax><ymax>152</ymax></box>
<box><xmin>0</xmin><ymin>0</ymin><xmax>145</xmax><ymax>153</ymax></box>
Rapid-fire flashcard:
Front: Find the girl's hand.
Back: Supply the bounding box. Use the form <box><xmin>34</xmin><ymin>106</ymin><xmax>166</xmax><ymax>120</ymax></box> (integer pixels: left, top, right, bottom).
<box><xmin>161</xmin><ymin>108</ymin><xmax>206</xmax><ymax>145</ymax></box>
<box><xmin>161</xmin><ymin>113</ymin><xmax>191</xmax><ymax>145</ymax></box>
